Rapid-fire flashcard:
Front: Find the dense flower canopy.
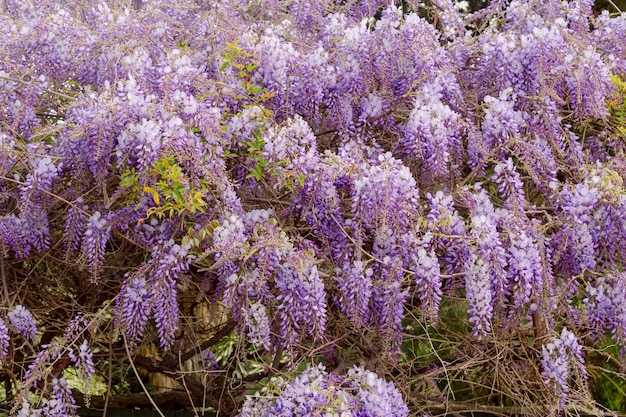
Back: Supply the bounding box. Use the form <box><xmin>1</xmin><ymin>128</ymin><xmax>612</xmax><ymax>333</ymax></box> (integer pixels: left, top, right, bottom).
<box><xmin>1</xmin><ymin>0</ymin><xmax>626</xmax><ymax>415</ymax></box>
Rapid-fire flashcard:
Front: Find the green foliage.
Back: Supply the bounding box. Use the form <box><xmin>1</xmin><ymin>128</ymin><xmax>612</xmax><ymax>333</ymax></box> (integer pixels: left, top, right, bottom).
<box><xmin>120</xmin><ymin>155</ymin><xmax>207</xmax><ymax>219</ymax></box>
<box><xmin>146</xmin><ymin>155</ymin><xmax>208</xmax><ymax>218</ymax></box>
<box><xmin>243</xmin><ymin>127</ymin><xmax>268</xmax><ymax>181</ymax></box>
<box><xmin>181</xmin><ymin>219</ymin><xmax>220</xmax><ymax>250</ymax></box>
<box><xmin>220</xmin><ymin>41</ymin><xmax>275</xmax><ymax>101</ymax></box>
<box><xmin>588</xmin><ymin>341</ymin><xmax>626</xmax><ymax>414</ymax></box>
<box><xmin>609</xmin><ymin>74</ymin><xmax>626</xmax><ymax>139</ymax></box>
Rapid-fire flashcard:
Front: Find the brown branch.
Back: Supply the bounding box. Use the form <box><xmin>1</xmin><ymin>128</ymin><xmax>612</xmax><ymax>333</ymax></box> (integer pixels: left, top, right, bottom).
<box><xmin>177</xmin><ymin>319</ymin><xmax>236</xmax><ymax>364</ymax></box>
<box><xmin>132</xmin><ymin>354</ymin><xmax>232</xmax><ymax>414</ymax></box>
<box><xmin>74</xmin><ymin>389</ymin><xmax>213</xmax><ymax>411</ymax></box>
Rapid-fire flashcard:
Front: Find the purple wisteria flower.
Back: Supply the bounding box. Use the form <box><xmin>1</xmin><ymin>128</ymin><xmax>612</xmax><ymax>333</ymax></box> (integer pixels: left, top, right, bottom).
<box><xmin>335</xmin><ymin>260</ymin><xmax>373</xmax><ymax>328</ymax></box>
<box><xmin>119</xmin><ymin>273</ymin><xmax>151</xmax><ymax>346</ymax></box>
<box><xmin>81</xmin><ymin>211</ymin><xmax>111</xmax><ymax>282</ymax></box>
<box><xmin>402</xmin><ymin>78</ymin><xmax>462</xmax><ymax>179</ymax></box>
<box><xmin>564</xmin><ymin>48</ymin><xmax>612</xmax><ymax>121</ymax></box>
<box><xmin>593</xmin><ymin>11</ymin><xmax>626</xmax><ymax>74</ymax></box>
<box><xmin>16</xmin><ymin>156</ymin><xmax>58</xmax><ymax>252</ymax></box>
<box><xmin>426</xmin><ymin>191</ymin><xmax>470</xmax><ymax>276</ymax></box>
<box><xmin>0</xmin><ymin>318</ymin><xmax>9</xmax><ymax>359</ymax></box>
<box><xmin>348</xmin><ymin>366</ymin><xmax>410</xmax><ymax>417</ymax></box>
<box><xmin>16</xmin><ymin>400</ymin><xmax>42</xmax><ymax>417</ymax></box>
<box><xmin>201</xmin><ymin>348</ymin><xmax>220</xmax><ymax>371</ymax></box>
<box><xmin>0</xmin><ymin>215</ymin><xmax>31</xmax><ymax>259</ymax></box>
<box><xmin>352</xmin><ymin>152</ymin><xmax>420</xmax><ymax>233</ymax></box>
<box><xmin>42</xmin><ymin>377</ymin><xmax>77</xmax><ymax>417</ymax></box>
<box><xmin>263</xmin><ymin>115</ymin><xmax>320</xmax><ymax>184</ymax></box>
<box><xmin>372</xmin><ymin>276</ymin><xmax>409</xmax><ymax>353</ymax></box>
<box><xmin>8</xmin><ymin>305</ymin><xmax>37</xmax><ymax>342</ymax></box>
<box><xmin>116</xmin><ymin>118</ymin><xmax>163</xmax><ymax>172</ymax></box>
<box><xmin>492</xmin><ymin>158</ymin><xmax>527</xmax><ymax>211</ymax></box>
<box><xmin>63</xmin><ymin>197</ymin><xmax>87</xmax><ymax>255</ymax></box>
<box><xmin>505</xmin><ymin>224</ymin><xmax>544</xmax><ymax>313</ymax></box>
<box><xmin>541</xmin><ymin>328</ymin><xmax>587</xmax><ymax>409</ymax></box>
<box><xmin>481</xmin><ymin>89</ymin><xmax>524</xmax><ymax>156</ymax></box>
<box><xmin>275</xmin><ymin>256</ymin><xmax>327</xmax><ymax>349</ymax></box>
<box><xmin>269</xmin><ymin>364</ymin><xmax>339</xmax><ymax>416</ymax></box>
<box><xmin>149</xmin><ymin>239</ymin><xmax>191</xmax><ymax>350</ymax></box>
<box><xmin>464</xmin><ymin>252</ymin><xmax>493</xmax><ymax>338</ymax></box>
<box><xmin>68</xmin><ymin>340</ymin><xmax>95</xmax><ymax>387</ymax></box>
<box><xmin>243</xmin><ymin>301</ymin><xmax>272</xmax><ymax>351</ymax></box>
<box><xmin>584</xmin><ymin>273</ymin><xmax>626</xmax><ymax>347</ymax></box>
<box><xmin>237</xmin><ymin>364</ymin><xmax>409</xmax><ymax>417</ymax></box>
<box><xmin>553</xmin><ymin>181</ymin><xmax>601</xmax><ymax>277</ymax></box>
<box><xmin>0</xmin><ymin>130</ymin><xmax>16</xmax><ymax>178</ymax></box>
<box><xmin>405</xmin><ymin>233</ymin><xmax>442</xmax><ymax>322</ymax></box>
<box><xmin>19</xmin><ymin>156</ymin><xmax>57</xmax><ymax>214</ymax></box>
<box><xmin>464</xmin><ymin>186</ymin><xmax>508</xmax><ymax>313</ymax></box>
<box><xmin>213</xmin><ymin>214</ymin><xmax>247</xmax><ymax>260</ymax></box>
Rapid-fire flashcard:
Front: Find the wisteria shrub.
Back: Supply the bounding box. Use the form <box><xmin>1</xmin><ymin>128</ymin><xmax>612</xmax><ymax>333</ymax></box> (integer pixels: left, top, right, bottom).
<box><xmin>1</xmin><ymin>0</ymin><xmax>626</xmax><ymax>415</ymax></box>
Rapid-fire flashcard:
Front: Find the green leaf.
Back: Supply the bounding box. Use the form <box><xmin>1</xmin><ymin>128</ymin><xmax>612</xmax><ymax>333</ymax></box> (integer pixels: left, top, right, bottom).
<box><xmin>172</xmin><ymin>189</ymin><xmax>185</xmax><ymax>204</ymax></box>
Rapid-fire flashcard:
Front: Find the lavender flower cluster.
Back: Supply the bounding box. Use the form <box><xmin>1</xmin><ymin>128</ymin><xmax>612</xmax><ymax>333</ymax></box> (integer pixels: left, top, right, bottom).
<box><xmin>541</xmin><ymin>328</ymin><xmax>587</xmax><ymax>410</ymax></box>
<box><xmin>237</xmin><ymin>364</ymin><xmax>409</xmax><ymax>417</ymax></box>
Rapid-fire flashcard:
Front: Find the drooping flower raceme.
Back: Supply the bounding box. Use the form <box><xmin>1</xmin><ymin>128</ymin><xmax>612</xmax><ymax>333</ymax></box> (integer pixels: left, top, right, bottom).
<box><xmin>401</xmin><ymin>79</ymin><xmax>462</xmax><ymax>180</ymax></box>
<box><xmin>500</xmin><ymin>216</ymin><xmax>545</xmax><ymax>314</ymax></box>
<box><xmin>42</xmin><ymin>377</ymin><xmax>77</xmax><ymax>417</ymax></box>
<box><xmin>274</xmin><ymin>255</ymin><xmax>327</xmax><ymax>349</ymax></box>
<box><xmin>426</xmin><ymin>191</ymin><xmax>470</xmax><ymax>276</ymax></box>
<box><xmin>0</xmin><ymin>319</ymin><xmax>9</xmax><ymax>359</ymax></box>
<box><xmin>584</xmin><ymin>273</ymin><xmax>626</xmax><ymax>347</ymax></box>
<box><xmin>8</xmin><ymin>305</ymin><xmax>37</xmax><ymax>342</ymax></box>
<box><xmin>68</xmin><ymin>340</ymin><xmax>95</xmax><ymax>389</ymax></box>
<box><xmin>81</xmin><ymin>210</ymin><xmax>111</xmax><ymax>282</ymax></box>
<box><xmin>405</xmin><ymin>233</ymin><xmax>442</xmax><ymax>322</ymax></box>
<box><xmin>243</xmin><ymin>301</ymin><xmax>272</xmax><ymax>351</ymax></box>
<box><xmin>541</xmin><ymin>328</ymin><xmax>587</xmax><ymax>409</ymax></box>
<box><xmin>463</xmin><ymin>186</ymin><xmax>508</xmax><ymax>318</ymax></box>
<box><xmin>335</xmin><ymin>260</ymin><xmax>373</xmax><ymax>328</ymax></box>
<box><xmin>116</xmin><ymin>239</ymin><xmax>192</xmax><ymax>350</ymax></box>
<box><xmin>464</xmin><ymin>251</ymin><xmax>493</xmax><ymax>338</ymax></box>
<box><xmin>492</xmin><ymin>157</ymin><xmax>527</xmax><ymax>212</ymax></box>
<box><xmin>150</xmin><ymin>240</ymin><xmax>192</xmax><ymax>350</ymax></box>
<box><xmin>119</xmin><ymin>274</ymin><xmax>151</xmax><ymax>346</ymax></box>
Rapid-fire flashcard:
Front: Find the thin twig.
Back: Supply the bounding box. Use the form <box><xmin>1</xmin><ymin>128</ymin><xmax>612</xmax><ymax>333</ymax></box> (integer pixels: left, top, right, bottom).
<box><xmin>122</xmin><ymin>333</ymin><xmax>167</xmax><ymax>417</ymax></box>
<box><xmin>1</xmin><ymin>255</ymin><xmax>9</xmax><ymax>307</ymax></box>
<box><xmin>0</xmin><ymin>74</ymin><xmax>77</xmax><ymax>101</ymax></box>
